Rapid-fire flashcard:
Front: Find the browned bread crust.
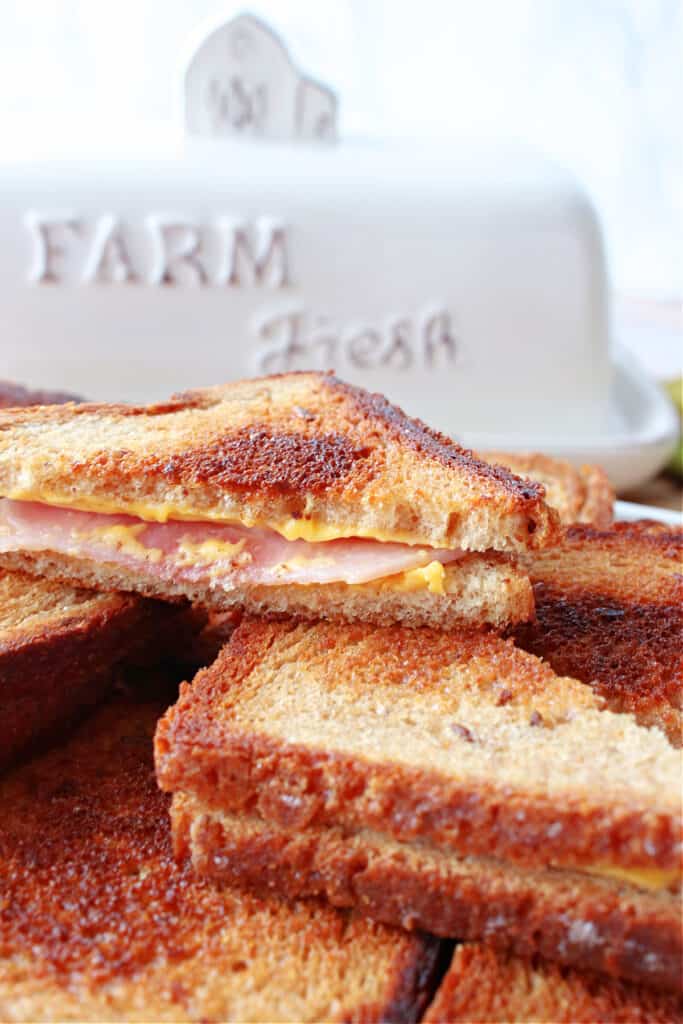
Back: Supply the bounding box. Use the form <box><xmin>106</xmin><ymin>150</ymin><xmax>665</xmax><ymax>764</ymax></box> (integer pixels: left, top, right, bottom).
<box><xmin>423</xmin><ymin>944</ymin><xmax>682</xmax><ymax>1022</ymax></box>
<box><xmin>0</xmin><ymin>548</ymin><xmax>534</xmax><ymax>630</ymax></box>
<box><xmin>483</xmin><ymin>451</ymin><xmax>614</xmax><ymax>528</ymax></box>
<box><xmin>155</xmin><ymin>618</ymin><xmax>681</xmax><ymax>873</ymax></box>
<box><xmin>173</xmin><ymin>798</ymin><xmax>683</xmax><ymax>995</ymax></box>
<box><xmin>0</xmin><ymin>372</ymin><xmax>559</xmax><ymax>552</ymax></box>
<box><xmin>0</xmin><ymin>696</ymin><xmax>444</xmax><ymax>1023</ymax></box>
<box><xmin>514</xmin><ymin>521</ymin><xmax>683</xmax><ymax>746</ymax></box>
<box><xmin>0</xmin><ymin>568</ymin><xmax>177</xmax><ymax>769</ymax></box>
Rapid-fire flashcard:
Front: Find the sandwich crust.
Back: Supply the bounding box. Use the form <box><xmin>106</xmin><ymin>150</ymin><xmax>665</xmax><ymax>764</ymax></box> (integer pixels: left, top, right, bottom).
<box><xmin>423</xmin><ymin>944</ymin><xmax>682</xmax><ymax>1022</ymax></box>
<box><xmin>0</xmin><ymin>372</ymin><xmax>559</xmax><ymax>552</ymax></box>
<box><xmin>173</xmin><ymin>797</ymin><xmax>683</xmax><ymax>996</ymax></box>
<box><xmin>155</xmin><ymin>619</ymin><xmax>682</xmax><ymax>873</ymax></box>
<box><xmin>0</xmin><ymin>697</ymin><xmax>443</xmax><ymax>1023</ymax></box>
<box><xmin>515</xmin><ymin>521</ymin><xmax>683</xmax><ymax>745</ymax></box>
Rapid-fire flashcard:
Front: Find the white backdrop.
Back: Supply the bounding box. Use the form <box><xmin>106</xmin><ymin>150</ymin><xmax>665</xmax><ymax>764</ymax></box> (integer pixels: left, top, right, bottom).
<box><xmin>0</xmin><ymin>0</ymin><xmax>681</xmax><ymax>298</ymax></box>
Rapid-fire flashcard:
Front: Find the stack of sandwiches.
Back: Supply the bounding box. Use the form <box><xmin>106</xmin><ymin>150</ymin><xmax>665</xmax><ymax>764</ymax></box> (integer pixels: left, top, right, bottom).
<box><xmin>0</xmin><ymin>372</ymin><xmax>679</xmax><ymax>1022</ymax></box>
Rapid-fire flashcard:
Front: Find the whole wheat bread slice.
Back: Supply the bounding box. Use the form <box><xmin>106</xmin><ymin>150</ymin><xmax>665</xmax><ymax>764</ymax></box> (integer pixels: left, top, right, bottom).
<box><xmin>514</xmin><ymin>521</ymin><xmax>683</xmax><ymax>745</ymax></box>
<box><xmin>0</xmin><ymin>695</ymin><xmax>444</xmax><ymax>1023</ymax></box>
<box><xmin>155</xmin><ymin>618</ymin><xmax>681</xmax><ymax>876</ymax></box>
<box><xmin>0</xmin><ymin>372</ymin><xmax>558</xmax><ymax>552</ymax></box>
<box><xmin>173</xmin><ymin>795</ymin><xmax>682</xmax><ymax>995</ymax></box>
<box><xmin>482</xmin><ymin>451</ymin><xmax>614</xmax><ymax>527</ymax></box>
<box><xmin>423</xmin><ymin>943</ymin><xmax>681</xmax><ymax>1022</ymax></box>
<box><xmin>0</xmin><ymin>548</ymin><xmax>534</xmax><ymax>630</ymax></box>
<box><xmin>0</xmin><ymin>568</ymin><xmax>182</xmax><ymax>769</ymax></box>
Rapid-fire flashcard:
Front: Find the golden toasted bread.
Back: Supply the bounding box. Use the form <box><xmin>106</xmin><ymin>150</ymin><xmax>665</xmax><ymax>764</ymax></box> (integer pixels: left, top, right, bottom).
<box><xmin>155</xmin><ymin>618</ymin><xmax>681</xmax><ymax>992</ymax></box>
<box><xmin>0</xmin><ymin>696</ymin><xmax>443</xmax><ymax>1023</ymax></box>
<box><xmin>156</xmin><ymin>618</ymin><xmax>680</xmax><ymax>872</ymax></box>
<box><xmin>173</xmin><ymin>797</ymin><xmax>682</xmax><ymax>995</ymax></box>
<box><xmin>483</xmin><ymin>451</ymin><xmax>614</xmax><ymax>527</ymax></box>
<box><xmin>423</xmin><ymin>944</ymin><xmax>681</xmax><ymax>1023</ymax></box>
<box><xmin>514</xmin><ymin>521</ymin><xmax>683</xmax><ymax>745</ymax></box>
<box><xmin>0</xmin><ymin>568</ymin><xmax>180</xmax><ymax>769</ymax></box>
<box><xmin>0</xmin><ymin>373</ymin><xmax>558</xmax><ymax>550</ymax></box>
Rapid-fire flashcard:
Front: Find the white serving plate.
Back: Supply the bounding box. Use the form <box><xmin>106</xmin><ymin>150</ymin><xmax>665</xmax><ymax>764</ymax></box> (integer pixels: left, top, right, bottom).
<box><xmin>461</xmin><ymin>346</ymin><xmax>679</xmax><ymax>492</ymax></box>
<box><xmin>615</xmin><ymin>499</ymin><xmax>681</xmax><ymax>527</ymax></box>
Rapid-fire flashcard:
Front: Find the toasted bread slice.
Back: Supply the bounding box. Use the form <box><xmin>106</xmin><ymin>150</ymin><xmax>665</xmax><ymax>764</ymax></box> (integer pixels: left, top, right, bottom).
<box><xmin>155</xmin><ymin>619</ymin><xmax>681</xmax><ymax>992</ymax></box>
<box><xmin>0</xmin><ymin>373</ymin><xmax>558</xmax><ymax>550</ymax></box>
<box><xmin>0</xmin><ymin>547</ymin><xmax>534</xmax><ymax>630</ymax></box>
<box><xmin>482</xmin><ymin>451</ymin><xmax>614</xmax><ymax>527</ymax></box>
<box><xmin>423</xmin><ymin>944</ymin><xmax>681</xmax><ymax>1023</ymax></box>
<box><xmin>514</xmin><ymin>521</ymin><xmax>683</xmax><ymax>745</ymax></box>
<box><xmin>155</xmin><ymin>618</ymin><xmax>681</xmax><ymax>874</ymax></box>
<box><xmin>0</xmin><ymin>696</ymin><xmax>443</xmax><ymax>1023</ymax></box>
<box><xmin>0</xmin><ymin>568</ymin><xmax>180</xmax><ymax>769</ymax></box>
<box><xmin>173</xmin><ymin>797</ymin><xmax>682</xmax><ymax>995</ymax></box>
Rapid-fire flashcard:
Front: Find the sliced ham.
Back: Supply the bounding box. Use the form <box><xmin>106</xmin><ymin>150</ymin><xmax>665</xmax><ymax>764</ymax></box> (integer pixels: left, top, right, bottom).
<box><xmin>0</xmin><ymin>500</ymin><xmax>462</xmax><ymax>588</ymax></box>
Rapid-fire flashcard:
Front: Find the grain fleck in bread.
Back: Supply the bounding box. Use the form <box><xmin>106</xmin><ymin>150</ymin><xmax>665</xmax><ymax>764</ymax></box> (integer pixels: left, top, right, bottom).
<box><xmin>0</xmin><ymin>697</ymin><xmax>444</xmax><ymax>1023</ymax></box>
<box><xmin>514</xmin><ymin>521</ymin><xmax>683</xmax><ymax>745</ymax></box>
<box><xmin>0</xmin><ymin>372</ymin><xmax>559</xmax><ymax>552</ymax></box>
<box><xmin>423</xmin><ymin>944</ymin><xmax>682</xmax><ymax>1023</ymax></box>
<box><xmin>0</xmin><ymin>568</ymin><xmax>179</xmax><ymax>769</ymax></box>
<box><xmin>482</xmin><ymin>451</ymin><xmax>614</xmax><ymax>528</ymax></box>
<box><xmin>172</xmin><ymin>797</ymin><xmax>683</xmax><ymax>995</ymax></box>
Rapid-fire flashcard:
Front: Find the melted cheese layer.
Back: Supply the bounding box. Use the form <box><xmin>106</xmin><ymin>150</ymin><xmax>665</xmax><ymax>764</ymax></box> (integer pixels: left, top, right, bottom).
<box><xmin>89</xmin><ymin>524</ymin><xmax>163</xmax><ymax>563</ymax></box>
<box><xmin>3</xmin><ymin>490</ymin><xmax>422</xmax><ymax>546</ymax></box>
<box><xmin>376</xmin><ymin>561</ymin><xmax>447</xmax><ymax>595</ymax></box>
<box><xmin>92</xmin><ymin>525</ymin><xmax>446</xmax><ymax>593</ymax></box>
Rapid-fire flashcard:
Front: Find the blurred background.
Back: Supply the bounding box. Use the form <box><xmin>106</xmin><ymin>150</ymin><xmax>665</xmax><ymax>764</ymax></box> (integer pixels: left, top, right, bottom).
<box><xmin>2</xmin><ymin>0</ymin><xmax>681</xmax><ymax>313</ymax></box>
<box><xmin>0</xmin><ymin>0</ymin><xmax>681</xmax><ymax>502</ymax></box>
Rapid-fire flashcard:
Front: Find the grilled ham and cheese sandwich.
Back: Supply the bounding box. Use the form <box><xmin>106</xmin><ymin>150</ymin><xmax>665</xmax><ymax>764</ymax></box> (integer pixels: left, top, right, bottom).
<box><xmin>0</xmin><ymin>372</ymin><xmax>559</xmax><ymax>629</ymax></box>
<box><xmin>0</xmin><ymin>693</ymin><xmax>443</xmax><ymax>1023</ymax></box>
<box><xmin>515</xmin><ymin>520</ymin><xmax>683</xmax><ymax>746</ymax></box>
<box><xmin>156</xmin><ymin>618</ymin><xmax>682</xmax><ymax>994</ymax></box>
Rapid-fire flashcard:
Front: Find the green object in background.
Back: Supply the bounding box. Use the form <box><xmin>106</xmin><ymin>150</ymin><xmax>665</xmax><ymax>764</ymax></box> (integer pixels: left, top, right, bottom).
<box><xmin>664</xmin><ymin>378</ymin><xmax>683</xmax><ymax>477</ymax></box>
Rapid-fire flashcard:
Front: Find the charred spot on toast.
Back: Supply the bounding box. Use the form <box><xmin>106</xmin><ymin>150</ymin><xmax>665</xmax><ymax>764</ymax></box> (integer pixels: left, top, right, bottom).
<box><xmin>516</xmin><ymin>583</ymin><xmax>683</xmax><ymax>718</ymax></box>
<box><xmin>154</xmin><ymin>426</ymin><xmax>372</xmax><ymax>497</ymax></box>
<box><xmin>566</xmin><ymin>521</ymin><xmax>683</xmax><ymax>561</ymax></box>
<box><xmin>514</xmin><ymin>520</ymin><xmax>683</xmax><ymax>742</ymax></box>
